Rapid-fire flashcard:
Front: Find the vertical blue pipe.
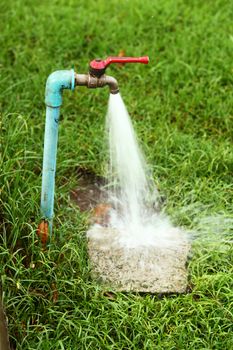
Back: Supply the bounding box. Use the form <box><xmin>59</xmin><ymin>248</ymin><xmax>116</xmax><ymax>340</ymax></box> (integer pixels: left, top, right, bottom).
<box><xmin>40</xmin><ymin>69</ymin><xmax>75</xmax><ymax>235</ymax></box>
<box><xmin>41</xmin><ymin>106</ymin><xmax>60</xmax><ymax>233</ymax></box>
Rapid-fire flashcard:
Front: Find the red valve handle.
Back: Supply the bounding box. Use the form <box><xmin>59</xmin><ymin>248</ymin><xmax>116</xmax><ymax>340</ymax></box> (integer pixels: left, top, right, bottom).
<box><xmin>105</xmin><ymin>56</ymin><xmax>149</xmax><ymax>67</ymax></box>
<box><xmin>89</xmin><ymin>56</ymin><xmax>149</xmax><ymax>77</ymax></box>
<box><xmin>90</xmin><ymin>56</ymin><xmax>149</xmax><ymax>70</ymax></box>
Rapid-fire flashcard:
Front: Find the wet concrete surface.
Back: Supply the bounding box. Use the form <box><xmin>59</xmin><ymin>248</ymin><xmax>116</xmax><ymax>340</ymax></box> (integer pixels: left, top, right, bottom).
<box><xmin>88</xmin><ymin>226</ymin><xmax>190</xmax><ymax>293</ymax></box>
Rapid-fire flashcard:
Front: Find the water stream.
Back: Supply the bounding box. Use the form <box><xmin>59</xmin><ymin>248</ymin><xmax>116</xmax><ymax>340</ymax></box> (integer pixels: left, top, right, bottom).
<box><xmin>87</xmin><ymin>93</ymin><xmax>187</xmax><ymax>249</ymax></box>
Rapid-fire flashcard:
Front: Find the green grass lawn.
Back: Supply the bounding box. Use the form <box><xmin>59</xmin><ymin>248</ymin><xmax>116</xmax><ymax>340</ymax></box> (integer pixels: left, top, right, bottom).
<box><xmin>1</xmin><ymin>0</ymin><xmax>233</xmax><ymax>349</ymax></box>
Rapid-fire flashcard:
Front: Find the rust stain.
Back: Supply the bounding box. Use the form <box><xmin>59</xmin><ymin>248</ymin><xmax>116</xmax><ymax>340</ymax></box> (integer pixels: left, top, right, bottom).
<box><xmin>37</xmin><ymin>220</ymin><xmax>49</xmax><ymax>247</ymax></box>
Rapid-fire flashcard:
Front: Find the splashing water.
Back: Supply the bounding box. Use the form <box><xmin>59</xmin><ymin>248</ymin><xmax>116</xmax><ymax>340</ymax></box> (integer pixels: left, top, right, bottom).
<box><xmin>88</xmin><ymin>93</ymin><xmax>188</xmax><ymax>249</ymax></box>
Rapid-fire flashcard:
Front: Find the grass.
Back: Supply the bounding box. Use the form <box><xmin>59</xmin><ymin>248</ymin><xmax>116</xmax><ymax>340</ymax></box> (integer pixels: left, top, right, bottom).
<box><xmin>1</xmin><ymin>0</ymin><xmax>233</xmax><ymax>348</ymax></box>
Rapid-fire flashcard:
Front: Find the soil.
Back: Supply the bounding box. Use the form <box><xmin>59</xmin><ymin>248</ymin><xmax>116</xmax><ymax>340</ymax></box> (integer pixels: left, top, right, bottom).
<box><xmin>70</xmin><ymin>167</ymin><xmax>107</xmax><ymax>212</ymax></box>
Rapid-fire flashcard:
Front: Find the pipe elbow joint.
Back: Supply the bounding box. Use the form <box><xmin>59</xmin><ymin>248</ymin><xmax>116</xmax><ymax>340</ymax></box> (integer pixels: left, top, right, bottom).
<box><xmin>45</xmin><ymin>69</ymin><xmax>75</xmax><ymax>107</ymax></box>
<box><xmin>104</xmin><ymin>75</ymin><xmax>119</xmax><ymax>94</ymax></box>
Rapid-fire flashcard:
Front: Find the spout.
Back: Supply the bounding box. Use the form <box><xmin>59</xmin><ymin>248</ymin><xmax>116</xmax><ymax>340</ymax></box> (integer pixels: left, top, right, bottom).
<box><xmin>104</xmin><ymin>75</ymin><xmax>119</xmax><ymax>94</ymax></box>
<box><xmin>75</xmin><ymin>73</ymin><xmax>119</xmax><ymax>94</ymax></box>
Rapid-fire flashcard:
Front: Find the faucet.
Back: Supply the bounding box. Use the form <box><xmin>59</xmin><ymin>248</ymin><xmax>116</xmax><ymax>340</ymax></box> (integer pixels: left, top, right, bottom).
<box><xmin>76</xmin><ymin>56</ymin><xmax>149</xmax><ymax>93</ymax></box>
<box><xmin>37</xmin><ymin>56</ymin><xmax>149</xmax><ymax>243</ymax></box>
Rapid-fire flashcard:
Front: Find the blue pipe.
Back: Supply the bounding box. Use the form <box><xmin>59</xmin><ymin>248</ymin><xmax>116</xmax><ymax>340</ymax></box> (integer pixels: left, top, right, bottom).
<box><xmin>40</xmin><ymin>69</ymin><xmax>75</xmax><ymax>234</ymax></box>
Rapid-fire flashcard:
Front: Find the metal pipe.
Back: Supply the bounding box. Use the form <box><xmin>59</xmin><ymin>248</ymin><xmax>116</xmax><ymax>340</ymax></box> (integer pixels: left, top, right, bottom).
<box><xmin>75</xmin><ymin>74</ymin><xmax>119</xmax><ymax>94</ymax></box>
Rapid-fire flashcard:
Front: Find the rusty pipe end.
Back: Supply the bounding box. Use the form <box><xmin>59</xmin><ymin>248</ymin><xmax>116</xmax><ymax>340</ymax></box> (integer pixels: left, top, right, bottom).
<box><xmin>37</xmin><ymin>219</ymin><xmax>49</xmax><ymax>247</ymax></box>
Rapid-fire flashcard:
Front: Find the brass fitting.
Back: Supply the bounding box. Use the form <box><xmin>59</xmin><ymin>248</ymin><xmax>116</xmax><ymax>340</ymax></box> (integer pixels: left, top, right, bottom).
<box><xmin>75</xmin><ymin>73</ymin><xmax>119</xmax><ymax>94</ymax></box>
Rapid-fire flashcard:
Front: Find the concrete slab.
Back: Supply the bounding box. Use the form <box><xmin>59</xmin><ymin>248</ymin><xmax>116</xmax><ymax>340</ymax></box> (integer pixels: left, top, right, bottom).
<box><xmin>87</xmin><ymin>227</ymin><xmax>190</xmax><ymax>293</ymax></box>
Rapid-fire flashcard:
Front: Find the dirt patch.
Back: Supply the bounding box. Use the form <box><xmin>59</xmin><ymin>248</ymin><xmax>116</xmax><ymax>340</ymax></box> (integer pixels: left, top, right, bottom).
<box><xmin>70</xmin><ymin>167</ymin><xmax>107</xmax><ymax>212</ymax></box>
